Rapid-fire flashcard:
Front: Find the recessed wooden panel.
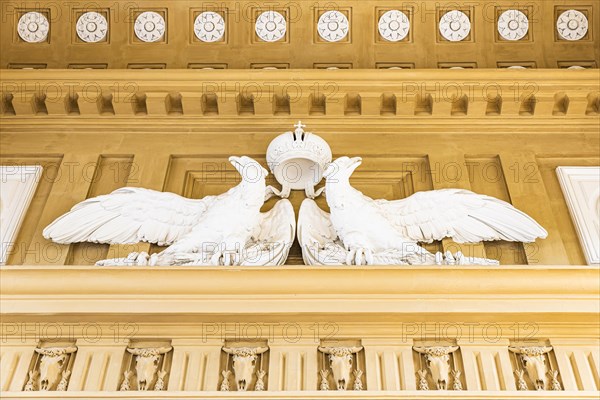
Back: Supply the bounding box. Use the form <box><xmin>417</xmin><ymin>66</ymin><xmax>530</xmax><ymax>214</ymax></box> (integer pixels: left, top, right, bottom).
<box><xmin>68</xmin><ymin>63</ymin><xmax>108</xmax><ymax>69</ymax></box>
<box><xmin>537</xmin><ymin>156</ymin><xmax>600</xmax><ymax>265</ymax></box>
<box><xmin>130</xmin><ymin>8</ymin><xmax>167</xmax><ymax>44</ymax></box>
<box><xmin>557</xmin><ymin>60</ymin><xmax>598</xmax><ymax>69</ymax></box>
<box><xmin>497</xmin><ymin>61</ymin><xmax>537</xmax><ymax>69</ymax></box>
<box><xmin>436</xmin><ymin>6</ymin><xmax>474</xmax><ymax>43</ymax></box>
<box><xmin>251</xmin><ymin>63</ymin><xmax>289</xmax><ymax>69</ymax></box>
<box><xmin>0</xmin><ymin>156</ymin><xmax>61</xmax><ymax>265</ymax></box>
<box><xmin>554</xmin><ymin>6</ymin><xmax>593</xmax><ymax>42</ymax></box>
<box><xmin>7</xmin><ymin>63</ymin><xmax>47</xmax><ymax>69</ymax></box>
<box><xmin>376</xmin><ymin>62</ymin><xmax>414</xmax><ymax>69</ymax></box>
<box><xmin>13</xmin><ymin>9</ymin><xmax>51</xmax><ymax>44</ymax></box>
<box><xmin>71</xmin><ymin>9</ymin><xmax>110</xmax><ymax>44</ymax></box>
<box><xmin>438</xmin><ymin>62</ymin><xmax>477</xmax><ymax>69</ymax></box>
<box><xmin>251</xmin><ymin>7</ymin><xmax>289</xmax><ymax>44</ymax></box>
<box><xmin>314</xmin><ymin>63</ymin><xmax>352</xmax><ymax>69</ymax></box>
<box><xmin>164</xmin><ymin>155</ymin><xmax>280</xmax><ymax>205</ymax></box>
<box><xmin>374</xmin><ymin>6</ymin><xmax>413</xmax><ymax>44</ymax></box>
<box><xmin>466</xmin><ymin>156</ymin><xmax>527</xmax><ymax>265</ymax></box>
<box><xmin>314</xmin><ymin>7</ymin><xmax>352</xmax><ymax>44</ymax></box>
<box><xmin>494</xmin><ymin>6</ymin><xmax>534</xmax><ymax>43</ymax></box>
<box><xmin>68</xmin><ymin>156</ymin><xmax>134</xmax><ymax>265</ymax></box>
<box><xmin>189</xmin><ymin>8</ymin><xmax>228</xmax><ymax>44</ymax></box>
<box><xmin>188</xmin><ymin>63</ymin><xmax>227</xmax><ymax>69</ymax></box>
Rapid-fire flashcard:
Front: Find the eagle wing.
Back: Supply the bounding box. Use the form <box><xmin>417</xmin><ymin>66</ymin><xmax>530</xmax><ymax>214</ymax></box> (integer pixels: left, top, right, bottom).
<box><xmin>376</xmin><ymin>189</ymin><xmax>547</xmax><ymax>243</ymax></box>
<box><xmin>43</xmin><ymin>187</ymin><xmax>218</xmax><ymax>246</ymax></box>
<box><xmin>241</xmin><ymin>199</ymin><xmax>297</xmax><ymax>266</ymax></box>
<box><xmin>296</xmin><ymin>197</ymin><xmax>504</xmax><ymax>266</ymax></box>
<box><xmin>297</xmin><ymin>199</ymin><xmax>347</xmax><ymax>265</ymax></box>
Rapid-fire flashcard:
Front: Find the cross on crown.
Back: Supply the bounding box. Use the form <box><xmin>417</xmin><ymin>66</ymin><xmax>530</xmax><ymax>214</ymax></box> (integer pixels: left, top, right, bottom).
<box><xmin>294</xmin><ymin>121</ymin><xmax>306</xmax><ymax>137</ymax></box>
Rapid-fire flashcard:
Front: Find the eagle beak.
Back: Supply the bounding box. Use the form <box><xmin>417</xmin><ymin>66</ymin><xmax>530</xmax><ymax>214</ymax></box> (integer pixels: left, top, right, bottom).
<box><xmin>229</xmin><ymin>156</ymin><xmax>243</xmax><ymax>173</ymax></box>
<box><xmin>323</xmin><ymin>163</ymin><xmax>335</xmax><ymax>178</ymax></box>
<box><xmin>350</xmin><ymin>157</ymin><xmax>363</xmax><ymax>166</ymax></box>
<box><xmin>340</xmin><ymin>157</ymin><xmax>362</xmax><ymax>176</ymax></box>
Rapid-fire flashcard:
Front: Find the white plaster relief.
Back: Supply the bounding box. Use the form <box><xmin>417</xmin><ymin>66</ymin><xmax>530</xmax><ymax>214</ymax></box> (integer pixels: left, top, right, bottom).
<box><xmin>556</xmin><ymin>166</ymin><xmax>600</xmax><ymax>265</ymax></box>
<box><xmin>255</xmin><ymin>11</ymin><xmax>286</xmax><ymax>42</ymax></box>
<box><xmin>0</xmin><ymin>165</ymin><xmax>42</xmax><ymax>265</ymax></box>
<box><xmin>134</xmin><ymin>11</ymin><xmax>165</xmax><ymax>42</ymax></box>
<box><xmin>378</xmin><ymin>10</ymin><xmax>409</xmax><ymax>42</ymax></box>
<box><xmin>318</xmin><ymin>11</ymin><xmax>349</xmax><ymax>42</ymax></box>
<box><xmin>76</xmin><ymin>12</ymin><xmax>108</xmax><ymax>43</ymax></box>
<box><xmin>194</xmin><ymin>12</ymin><xmax>225</xmax><ymax>42</ymax></box>
<box><xmin>439</xmin><ymin>10</ymin><xmax>471</xmax><ymax>42</ymax></box>
<box><xmin>17</xmin><ymin>12</ymin><xmax>49</xmax><ymax>43</ymax></box>
<box><xmin>298</xmin><ymin>156</ymin><xmax>547</xmax><ymax>266</ymax></box>
<box><xmin>557</xmin><ymin>10</ymin><xmax>588</xmax><ymax>41</ymax></box>
<box><xmin>498</xmin><ymin>9</ymin><xmax>529</xmax><ymax>41</ymax></box>
<box><xmin>43</xmin><ymin>157</ymin><xmax>296</xmax><ymax>267</ymax></box>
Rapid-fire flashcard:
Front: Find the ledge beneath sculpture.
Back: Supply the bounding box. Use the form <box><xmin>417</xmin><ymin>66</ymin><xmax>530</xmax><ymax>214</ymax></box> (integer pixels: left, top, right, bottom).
<box><xmin>1</xmin><ymin>265</ymin><xmax>598</xmax><ymax>325</ymax></box>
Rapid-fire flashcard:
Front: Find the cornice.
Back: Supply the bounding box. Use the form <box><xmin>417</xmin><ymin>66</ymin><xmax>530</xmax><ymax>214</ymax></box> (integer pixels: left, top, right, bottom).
<box><xmin>2</xmin><ymin>69</ymin><xmax>598</xmax><ymax>120</ymax></box>
<box><xmin>1</xmin><ymin>266</ymin><xmax>598</xmax><ymax>319</ymax></box>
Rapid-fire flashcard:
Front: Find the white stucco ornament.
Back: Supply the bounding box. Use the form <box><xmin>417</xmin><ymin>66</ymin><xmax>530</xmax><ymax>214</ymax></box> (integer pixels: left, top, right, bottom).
<box><xmin>413</xmin><ymin>346</ymin><xmax>460</xmax><ymax>390</ymax></box>
<box><xmin>318</xmin><ymin>11</ymin><xmax>349</xmax><ymax>42</ymax></box>
<box><xmin>509</xmin><ymin>346</ymin><xmax>554</xmax><ymax>391</ymax></box>
<box><xmin>255</xmin><ymin>11</ymin><xmax>286</xmax><ymax>42</ymax></box>
<box><xmin>298</xmin><ymin>156</ymin><xmax>548</xmax><ymax>266</ymax></box>
<box><xmin>76</xmin><ymin>12</ymin><xmax>108</xmax><ymax>43</ymax></box>
<box><xmin>219</xmin><ymin>371</ymin><xmax>231</xmax><ymax>391</ymax></box>
<box><xmin>266</xmin><ymin>121</ymin><xmax>332</xmax><ymax>199</ymax></box>
<box><xmin>27</xmin><ymin>346</ymin><xmax>77</xmax><ymax>391</ymax></box>
<box><xmin>124</xmin><ymin>347</ymin><xmax>171</xmax><ymax>391</ymax></box>
<box><xmin>0</xmin><ymin>166</ymin><xmax>42</xmax><ymax>265</ymax></box>
<box><xmin>556</xmin><ymin>10</ymin><xmax>588</xmax><ymax>41</ymax></box>
<box><xmin>439</xmin><ymin>10</ymin><xmax>471</xmax><ymax>42</ymax></box>
<box><xmin>318</xmin><ymin>346</ymin><xmax>362</xmax><ymax>391</ymax></box>
<box><xmin>417</xmin><ymin>369</ymin><xmax>429</xmax><ymax>390</ymax></box>
<box><xmin>222</xmin><ymin>346</ymin><xmax>268</xmax><ymax>391</ymax></box>
<box><xmin>17</xmin><ymin>12</ymin><xmax>49</xmax><ymax>43</ymax></box>
<box><xmin>134</xmin><ymin>11</ymin><xmax>165</xmax><ymax>42</ymax></box>
<box><xmin>556</xmin><ymin>167</ymin><xmax>600</xmax><ymax>265</ymax></box>
<box><xmin>378</xmin><ymin>10</ymin><xmax>410</xmax><ymax>42</ymax></box>
<box><xmin>43</xmin><ymin>156</ymin><xmax>296</xmax><ymax>267</ymax></box>
<box><xmin>194</xmin><ymin>12</ymin><xmax>225</xmax><ymax>42</ymax></box>
<box><xmin>497</xmin><ymin>9</ymin><xmax>529</xmax><ymax>41</ymax></box>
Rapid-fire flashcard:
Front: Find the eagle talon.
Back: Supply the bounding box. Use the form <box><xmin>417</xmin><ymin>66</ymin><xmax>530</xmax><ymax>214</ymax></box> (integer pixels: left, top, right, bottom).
<box><xmin>223</xmin><ymin>251</ymin><xmax>240</xmax><ymax>266</ymax></box>
<box><xmin>96</xmin><ymin>251</ymin><xmax>151</xmax><ymax>266</ymax></box>
<box><xmin>345</xmin><ymin>247</ymin><xmax>373</xmax><ymax>265</ymax></box>
<box><xmin>210</xmin><ymin>249</ymin><xmax>242</xmax><ymax>266</ymax></box>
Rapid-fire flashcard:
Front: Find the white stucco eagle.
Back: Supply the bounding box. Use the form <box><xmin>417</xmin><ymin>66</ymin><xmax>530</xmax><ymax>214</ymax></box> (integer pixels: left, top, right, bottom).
<box><xmin>298</xmin><ymin>156</ymin><xmax>548</xmax><ymax>265</ymax></box>
<box><xmin>43</xmin><ymin>156</ymin><xmax>296</xmax><ymax>266</ymax></box>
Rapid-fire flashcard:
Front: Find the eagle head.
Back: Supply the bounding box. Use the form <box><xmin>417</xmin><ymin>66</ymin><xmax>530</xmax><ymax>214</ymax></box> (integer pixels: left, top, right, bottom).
<box><xmin>323</xmin><ymin>156</ymin><xmax>362</xmax><ymax>181</ymax></box>
<box><xmin>229</xmin><ymin>156</ymin><xmax>268</xmax><ymax>185</ymax></box>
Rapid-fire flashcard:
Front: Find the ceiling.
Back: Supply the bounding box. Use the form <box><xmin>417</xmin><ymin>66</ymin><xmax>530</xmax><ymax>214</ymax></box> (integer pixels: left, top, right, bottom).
<box><xmin>1</xmin><ymin>0</ymin><xmax>598</xmax><ymax>69</ymax></box>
